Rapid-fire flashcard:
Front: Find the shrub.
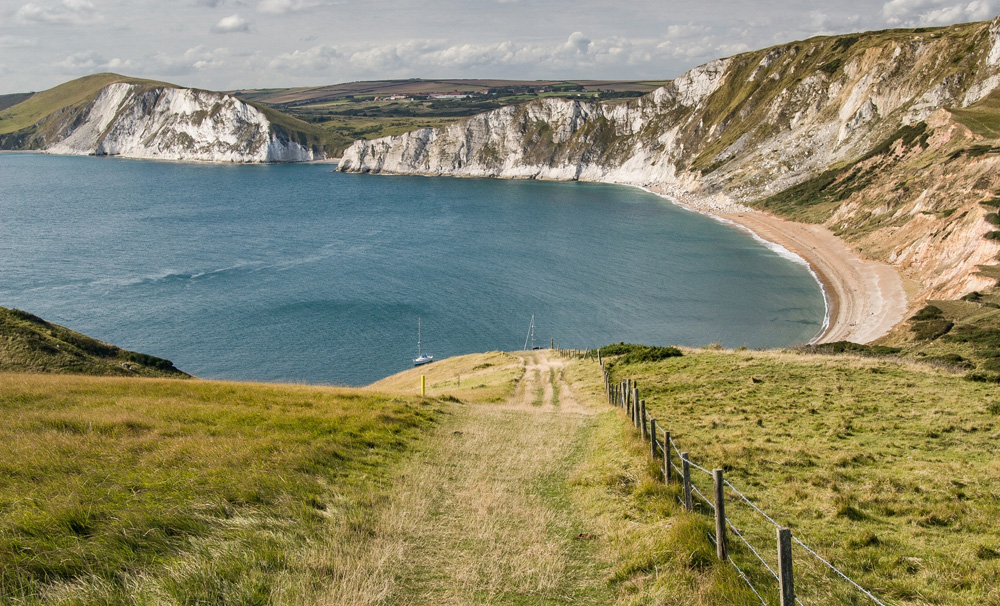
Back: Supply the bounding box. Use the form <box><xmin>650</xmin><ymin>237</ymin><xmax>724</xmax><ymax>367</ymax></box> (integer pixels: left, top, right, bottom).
<box><xmin>598</xmin><ymin>343</ymin><xmax>683</xmax><ymax>364</ymax></box>
<box><xmin>910</xmin><ymin>305</ymin><xmax>944</xmax><ymax>321</ymax></box>
<box><xmin>802</xmin><ymin>341</ymin><xmax>902</xmax><ymax>356</ymax></box>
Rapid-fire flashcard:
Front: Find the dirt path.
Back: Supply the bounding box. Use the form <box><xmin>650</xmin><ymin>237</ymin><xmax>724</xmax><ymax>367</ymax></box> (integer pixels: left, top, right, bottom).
<box><xmin>329</xmin><ymin>351</ymin><xmax>613</xmax><ymax>605</ymax></box>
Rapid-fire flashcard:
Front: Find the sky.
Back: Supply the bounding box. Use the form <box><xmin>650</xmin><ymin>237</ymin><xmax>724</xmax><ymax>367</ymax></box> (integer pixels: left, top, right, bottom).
<box><xmin>1</xmin><ymin>0</ymin><xmax>999</xmax><ymax>94</ymax></box>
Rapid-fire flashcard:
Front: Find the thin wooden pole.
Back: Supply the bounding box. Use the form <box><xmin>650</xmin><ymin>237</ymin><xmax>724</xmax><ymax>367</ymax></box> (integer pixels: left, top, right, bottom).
<box><xmin>681</xmin><ymin>452</ymin><xmax>693</xmax><ymax>511</ymax></box>
<box><xmin>664</xmin><ymin>431</ymin><xmax>672</xmax><ymax>484</ymax></box>
<box><xmin>778</xmin><ymin>528</ymin><xmax>795</xmax><ymax>606</ymax></box>
<box><xmin>713</xmin><ymin>469</ymin><xmax>727</xmax><ymax>561</ymax></box>
<box><xmin>640</xmin><ymin>400</ymin><xmax>648</xmax><ymax>439</ymax></box>
<box><xmin>650</xmin><ymin>418</ymin><xmax>657</xmax><ymax>459</ymax></box>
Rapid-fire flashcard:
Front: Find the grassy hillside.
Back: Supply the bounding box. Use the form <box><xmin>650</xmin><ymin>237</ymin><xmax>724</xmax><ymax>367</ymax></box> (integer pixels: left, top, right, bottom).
<box><xmin>0</xmin><ymin>373</ymin><xmax>442</xmax><ymax>604</ymax></box>
<box><xmin>0</xmin><ymin>307</ymin><xmax>187</xmax><ymax>377</ymax></box>
<box><xmin>0</xmin><ymin>73</ymin><xmax>173</xmax><ymax>138</ymax></box>
<box><xmin>6</xmin><ymin>340</ymin><xmax>998</xmax><ymax>604</ymax></box>
<box><xmin>0</xmin><ymin>73</ymin><xmax>338</xmax><ymax>155</ymax></box>
<box><xmin>603</xmin><ymin>345</ymin><xmax>1000</xmax><ymax>605</ymax></box>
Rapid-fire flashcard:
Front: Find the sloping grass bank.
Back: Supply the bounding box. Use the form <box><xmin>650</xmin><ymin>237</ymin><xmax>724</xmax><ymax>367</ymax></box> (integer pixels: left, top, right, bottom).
<box><xmin>0</xmin><ymin>373</ymin><xmax>442</xmax><ymax>604</ymax></box>
<box><xmin>604</xmin><ymin>347</ymin><xmax>1000</xmax><ymax>605</ymax></box>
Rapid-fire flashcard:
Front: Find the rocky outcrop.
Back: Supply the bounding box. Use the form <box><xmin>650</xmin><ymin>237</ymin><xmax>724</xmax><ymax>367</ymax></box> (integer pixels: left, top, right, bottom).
<box><xmin>40</xmin><ymin>82</ymin><xmax>320</xmax><ymax>163</ymax></box>
<box><xmin>340</xmin><ymin>18</ymin><xmax>1000</xmax><ymax>305</ymax></box>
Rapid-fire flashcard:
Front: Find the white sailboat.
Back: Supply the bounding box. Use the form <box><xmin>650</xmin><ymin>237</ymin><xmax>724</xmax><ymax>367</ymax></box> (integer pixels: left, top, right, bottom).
<box><xmin>413</xmin><ymin>317</ymin><xmax>434</xmax><ymax>366</ymax></box>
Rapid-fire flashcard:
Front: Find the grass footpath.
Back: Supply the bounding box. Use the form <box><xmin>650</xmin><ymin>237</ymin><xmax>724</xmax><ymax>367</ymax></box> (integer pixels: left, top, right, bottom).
<box><xmin>359</xmin><ymin>351</ymin><xmax>753</xmax><ymax>605</ymax></box>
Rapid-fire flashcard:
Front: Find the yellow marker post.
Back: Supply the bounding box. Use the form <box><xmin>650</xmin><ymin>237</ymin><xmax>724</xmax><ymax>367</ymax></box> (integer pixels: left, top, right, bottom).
<box><xmin>421</xmin><ymin>375</ymin><xmax>426</xmax><ymax>397</ymax></box>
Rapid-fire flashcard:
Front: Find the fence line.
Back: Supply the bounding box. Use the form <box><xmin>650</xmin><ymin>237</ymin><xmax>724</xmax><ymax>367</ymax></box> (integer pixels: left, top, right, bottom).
<box><xmin>598</xmin><ymin>359</ymin><xmax>888</xmax><ymax>606</ymax></box>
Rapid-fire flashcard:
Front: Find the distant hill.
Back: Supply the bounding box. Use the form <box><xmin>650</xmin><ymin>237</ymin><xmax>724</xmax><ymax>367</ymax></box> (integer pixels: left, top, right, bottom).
<box><xmin>0</xmin><ymin>73</ymin><xmax>335</xmax><ymax>162</ymax></box>
<box><xmin>0</xmin><ymin>306</ymin><xmax>188</xmax><ymax>377</ymax></box>
<box><xmin>233</xmin><ymin>78</ymin><xmax>669</xmax><ymax>155</ymax></box>
<box><xmin>232</xmin><ymin>78</ymin><xmax>669</xmax><ymax>106</ymax></box>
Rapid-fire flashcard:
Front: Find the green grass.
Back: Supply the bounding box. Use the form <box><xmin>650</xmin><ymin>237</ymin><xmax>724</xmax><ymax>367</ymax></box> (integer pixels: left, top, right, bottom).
<box><xmin>0</xmin><ymin>373</ymin><xmax>442</xmax><ymax>604</ymax></box>
<box><xmin>0</xmin><ymin>306</ymin><xmax>187</xmax><ymax>377</ymax></box>
<box><xmin>951</xmin><ymin>87</ymin><xmax>1000</xmax><ymax>138</ymax></box>
<box><xmin>0</xmin><ymin>73</ymin><xmax>173</xmax><ymax>136</ymax></box>
<box><xmin>605</xmin><ymin>348</ymin><xmax>1000</xmax><ymax>605</ymax></box>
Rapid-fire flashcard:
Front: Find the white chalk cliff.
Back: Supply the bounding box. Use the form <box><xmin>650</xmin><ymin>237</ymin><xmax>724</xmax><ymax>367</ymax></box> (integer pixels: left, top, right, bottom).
<box><xmin>45</xmin><ymin>83</ymin><xmax>319</xmax><ymax>163</ymax></box>
<box><xmin>340</xmin><ymin>18</ymin><xmax>1000</xmax><ymax>305</ymax></box>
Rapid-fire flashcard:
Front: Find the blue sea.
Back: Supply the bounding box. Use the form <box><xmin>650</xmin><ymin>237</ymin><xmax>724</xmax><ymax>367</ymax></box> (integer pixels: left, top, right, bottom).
<box><xmin>0</xmin><ymin>154</ymin><xmax>825</xmax><ymax>385</ymax></box>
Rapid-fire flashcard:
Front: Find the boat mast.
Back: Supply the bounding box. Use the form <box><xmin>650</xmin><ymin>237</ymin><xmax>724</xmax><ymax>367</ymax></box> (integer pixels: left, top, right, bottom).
<box><xmin>417</xmin><ymin>317</ymin><xmax>422</xmax><ymax>357</ymax></box>
<box><xmin>524</xmin><ymin>314</ymin><xmax>535</xmax><ymax>350</ymax></box>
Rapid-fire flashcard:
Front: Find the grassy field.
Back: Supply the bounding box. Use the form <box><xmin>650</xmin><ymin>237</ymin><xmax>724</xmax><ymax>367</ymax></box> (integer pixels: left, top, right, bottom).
<box><xmin>603</xmin><ymin>346</ymin><xmax>1000</xmax><ymax>605</ymax></box>
<box><xmin>0</xmin><ymin>373</ymin><xmax>442</xmax><ymax>604</ymax></box>
<box><xmin>6</xmin><ymin>326</ymin><xmax>992</xmax><ymax>604</ymax></box>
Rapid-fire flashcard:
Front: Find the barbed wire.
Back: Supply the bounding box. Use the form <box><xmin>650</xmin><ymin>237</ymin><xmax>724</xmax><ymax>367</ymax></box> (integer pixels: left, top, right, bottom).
<box><xmin>610</xmin><ymin>375</ymin><xmax>887</xmax><ymax>606</ymax></box>
<box><xmin>792</xmin><ymin>536</ymin><xmax>888</xmax><ymax>606</ymax></box>
<box><xmin>691</xmin><ymin>483</ymin><xmax>715</xmax><ymax>512</ymax></box>
<box><xmin>726</xmin><ymin>518</ymin><xmax>779</xmax><ymax>582</ymax></box>
<box><xmin>725</xmin><ymin>480</ymin><xmax>783</xmax><ymax>530</ymax></box>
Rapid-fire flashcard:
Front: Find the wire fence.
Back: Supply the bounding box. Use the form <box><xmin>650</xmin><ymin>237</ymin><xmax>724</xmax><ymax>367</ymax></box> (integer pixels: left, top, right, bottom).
<box><xmin>598</xmin><ymin>356</ymin><xmax>891</xmax><ymax>606</ymax></box>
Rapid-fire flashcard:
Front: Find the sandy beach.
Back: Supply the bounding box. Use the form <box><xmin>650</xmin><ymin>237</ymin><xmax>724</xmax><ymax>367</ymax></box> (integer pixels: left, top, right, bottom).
<box><xmin>644</xmin><ymin>188</ymin><xmax>910</xmax><ymax>344</ymax></box>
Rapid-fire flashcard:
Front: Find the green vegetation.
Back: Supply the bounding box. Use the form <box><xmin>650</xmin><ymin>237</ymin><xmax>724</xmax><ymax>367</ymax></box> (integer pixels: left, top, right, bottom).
<box><xmin>951</xmin><ymin>87</ymin><xmax>1000</xmax><ymax>138</ymax></box>
<box><xmin>800</xmin><ymin>340</ymin><xmax>903</xmax><ymax>356</ymax></box>
<box><xmin>234</xmin><ymin>78</ymin><xmax>668</xmax><ymax>156</ymax></box>
<box><xmin>0</xmin><ymin>73</ymin><xmax>170</xmax><ymax>136</ymax></box>
<box><xmin>0</xmin><ymin>373</ymin><xmax>442</xmax><ymax>604</ymax></box>
<box><xmin>599</xmin><ymin>342</ymin><xmax>683</xmax><ymax>364</ymax></box>
<box><xmin>606</xmin><ymin>348</ymin><xmax>1000</xmax><ymax>605</ymax></box>
<box><xmin>0</xmin><ymin>306</ymin><xmax>187</xmax><ymax>377</ymax></box>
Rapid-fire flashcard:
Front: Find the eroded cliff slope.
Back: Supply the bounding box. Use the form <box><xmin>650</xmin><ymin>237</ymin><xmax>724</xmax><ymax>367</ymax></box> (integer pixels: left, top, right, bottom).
<box><xmin>0</xmin><ymin>74</ymin><xmax>329</xmax><ymax>163</ymax></box>
<box><xmin>340</xmin><ymin>19</ymin><xmax>1000</xmax><ymax>305</ymax></box>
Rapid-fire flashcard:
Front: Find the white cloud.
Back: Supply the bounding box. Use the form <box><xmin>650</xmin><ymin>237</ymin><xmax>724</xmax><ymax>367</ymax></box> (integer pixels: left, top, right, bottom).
<box><xmin>257</xmin><ymin>0</ymin><xmax>321</xmax><ymax>14</ymax></box>
<box><xmin>15</xmin><ymin>0</ymin><xmax>101</xmax><ymax>25</ymax></box>
<box><xmin>54</xmin><ymin>50</ymin><xmax>135</xmax><ymax>72</ymax></box>
<box><xmin>882</xmin><ymin>0</ymin><xmax>998</xmax><ymax>25</ymax></box>
<box><xmin>264</xmin><ymin>32</ymin><xmax>751</xmax><ymax>80</ymax></box>
<box><xmin>0</xmin><ymin>35</ymin><xmax>39</xmax><ymax>48</ymax></box>
<box><xmin>151</xmin><ymin>46</ymin><xmax>232</xmax><ymax>75</ymax></box>
<box><xmin>270</xmin><ymin>44</ymin><xmax>341</xmax><ymax>71</ymax></box>
<box><xmin>563</xmin><ymin>32</ymin><xmax>592</xmax><ymax>55</ymax></box>
<box><xmin>212</xmin><ymin>14</ymin><xmax>251</xmax><ymax>33</ymax></box>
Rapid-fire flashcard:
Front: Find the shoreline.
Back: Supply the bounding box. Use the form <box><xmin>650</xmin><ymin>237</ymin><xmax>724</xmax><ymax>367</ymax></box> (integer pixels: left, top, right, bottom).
<box><xmin>643</xmin><ymin>187</ymin><xmax>909</xmax><ymax>345</ymax></box>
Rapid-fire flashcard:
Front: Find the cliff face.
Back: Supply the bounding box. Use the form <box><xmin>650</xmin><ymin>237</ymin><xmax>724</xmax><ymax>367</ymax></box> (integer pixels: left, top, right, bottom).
<box><xmin>2</xmin><ymin>79</ymin><xmax>323</xmax><ymax>163</ymax></box>
<box><xmin>46</xmin><ymin>82</ymin><xmax>319</xmax><ymax>163</ymax></box>
<box><xmin>339</xmin><ymin>18</ymin><xmax>1000</xmax><ymax>304</ymax></box>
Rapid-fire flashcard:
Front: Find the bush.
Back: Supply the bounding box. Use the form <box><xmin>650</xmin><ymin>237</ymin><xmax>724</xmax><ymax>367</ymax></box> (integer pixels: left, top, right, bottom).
<box><xmin>598</xmin><ymin>343</ymin><xmax>682</xmax><ymax>364</ymax></box>
<box><xmin>123</xmin><ymin>351</ymin><xmax>178</xmax><ymax>372</ymax></box>
<box><xmin>802</xmin><ymin>341</ymin><xmax>902</xmax><ymax>356</ymax></box>
<box><xmin>910</xmin><ymin>305</ymin><xmax>944</xmax><ymax>321</ymax></box>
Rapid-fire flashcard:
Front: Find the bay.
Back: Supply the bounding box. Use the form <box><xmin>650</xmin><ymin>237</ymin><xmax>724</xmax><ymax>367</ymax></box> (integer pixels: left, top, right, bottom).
<box><xmin>0</xmin><ymin>153</ymin><xmax>825</xmax><ymax>385</ymax></box>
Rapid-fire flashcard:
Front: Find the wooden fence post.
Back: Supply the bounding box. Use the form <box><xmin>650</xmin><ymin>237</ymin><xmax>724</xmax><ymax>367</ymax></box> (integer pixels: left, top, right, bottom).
<box><xmin>649</xmin><ymin>418</ymin><xmax>657</xmax><ymax>459</ymax></box>
<box><xmin>778</xmin><ymin>528</ymin><xmax>795</xmax><ymax>606</ymax></box>
<box><xmin>664</xmin><ymin>431</ymin><xmax>672</xmax><ymax>484</ymax></box>
<box><xmin>633</xmin><ymin>386</ymin><xmax>641</xmax><ymax>429</ymax></box>
<box><xmin>681</xmin><ymin>452</ymin><xmax>693</xmax><ymax>511</ymax></box>
<box><xmin>713</xmin><ymin>469</ymin><xmax>727</xmax><ymax>561</ymax></box>
<box><xmin>640</xmin><ymin>400</ymin><xmax>648</xmax><ymax>439</ymax></box>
